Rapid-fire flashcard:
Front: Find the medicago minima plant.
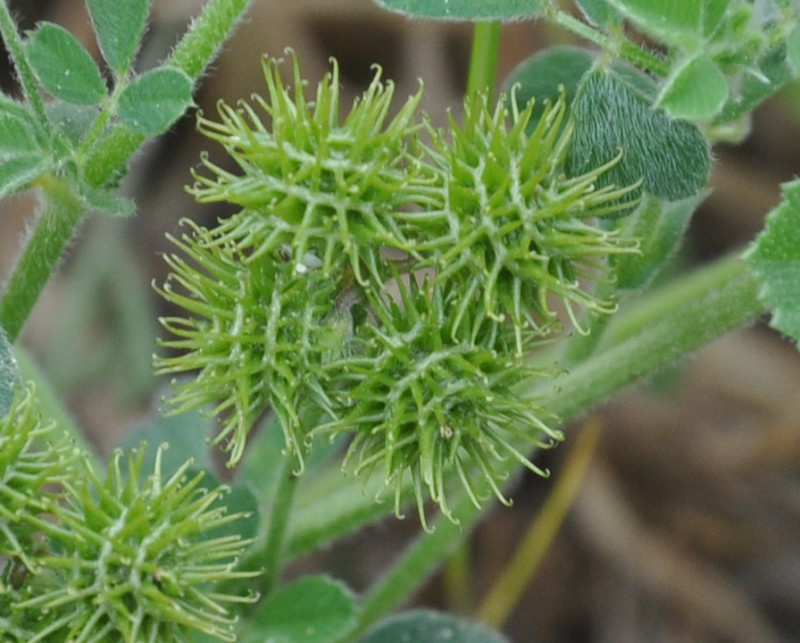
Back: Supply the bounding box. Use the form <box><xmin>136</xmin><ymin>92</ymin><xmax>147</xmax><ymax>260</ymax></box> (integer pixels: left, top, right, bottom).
<box><xmin>2</xmin><ymin>0</ymin><xmax>800</xmax><ymax>640</ymax></box>
<box><xmin>154</xmin><ymin>51</ymin><xmax>644</xmax><ymax>524</ymax></box>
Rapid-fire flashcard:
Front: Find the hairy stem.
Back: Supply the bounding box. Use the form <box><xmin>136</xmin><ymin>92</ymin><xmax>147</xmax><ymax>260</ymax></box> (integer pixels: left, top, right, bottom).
<box><xmin>466</xmin><ymin>21</ymin><xmax>501</xmax><ymax>99</ymax></box>
<box><xmin>0</xmin><ymin>176</ymin><xmax>82</xmax><ymax>341</ymax></box>
<box><xmin>167</xmin><ymin>0</ymin><xmax>254</xmax><ymax>79</ymax></box>
<box><xmin>537</xmin><ymin>253</ymin><xmax>764</xmax><ymax>418</ymax></box>
<box><xmin>550</xmin><ymin>8</ymin><xmax>669</xmax><ymax>77</ymax></box>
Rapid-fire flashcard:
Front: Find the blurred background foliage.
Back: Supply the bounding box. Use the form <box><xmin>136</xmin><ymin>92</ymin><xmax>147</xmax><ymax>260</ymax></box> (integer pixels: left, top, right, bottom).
<box><xmin>2</xmin><ymin>1</ymin><xmax>800</xmax><ymax>641</ymax></box>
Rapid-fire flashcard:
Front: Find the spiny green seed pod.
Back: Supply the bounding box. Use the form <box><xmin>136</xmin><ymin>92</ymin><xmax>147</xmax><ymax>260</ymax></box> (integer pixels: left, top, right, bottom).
<box><xmin>155</xmin><ymin>218</ymin><xmax>346</xmax><ymax>468</ymax></box>
<box><xmin>188</xmin><ymin>49</ymin><xmax>429</xmax><ymax>286</ymax></box>
<box><xmin>0</xmin><ymin>383</ymin><xmax>76</xmax><ymax>569</ymax></box>
<box><xmin>422</xmin><ymin>88</ymin><xmax>639</xmax><ymax>350</ymax></box>
<box><xmin>317</xmin><ymin>276</ymin><xmax>563</xmax><ymax>528</ymax></box>
<box><xmin>161</xmin><ymin>51</ymin><xmax>640</xmax><ymax>526</ymax></box>
<box><xmin>13</xmin><ymin>446</ymin><xmax>258</xmax><ymax>642</ymax></box>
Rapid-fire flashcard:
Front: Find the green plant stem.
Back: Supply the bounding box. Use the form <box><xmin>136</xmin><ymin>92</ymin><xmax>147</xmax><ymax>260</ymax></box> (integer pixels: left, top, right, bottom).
<box><xmin>539</xmin><ymin>253</ymin><xmax>764</xmax><ymax>417</ymax></box>
<box><xmin>477</xmin><ymin>418</ymin><xmax>602</xmax><ymax>628</ymax></box>
<box><xmin>351</xmin><ymin>252</ymin><xmax>762</xmax><ymax>633</ymax></box>
<box><xmin>167</xmin><ymin>0</ymin><xmax>254</xmax><ymax>79</ymax></box>
<box><xmin>0</xmin><ymin>1</ymin><xmax>48</xmax><ymax>130</ymax></box>
<box><xmin>259</xmin><ymin>454</ymin><xmax>300</xmax><ymax>595</ymax></box>
<box><xmin>550</xmin><ymin>8</ymin><xmax>669</xmax><ymax>77</ymax></box>
<box><xmin>0</xmin><ymin>176</ymin><xmax>83</xmax><ymax>341</ymax></box>
<box><xmin>466</xmin><ymin>21</ymin><xmax>501</xmax><ymax>99</ymax></box>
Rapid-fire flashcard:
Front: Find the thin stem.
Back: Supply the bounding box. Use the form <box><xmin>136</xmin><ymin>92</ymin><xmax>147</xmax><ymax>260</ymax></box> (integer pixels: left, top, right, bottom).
<box><xmin>0</xmin><ymin>175</ymin><xmax>83</xmax><ymax>341</ymax></box>
<box><xmin>550</xmin><ymin>9</ymin><xmax>669</xmax><ymax>77</ymax></box>
<box><xmin>477</xmin><ymin>418</ymin><xmax>602</xmax><ymax>628</ymax></box>
<box><xmin>351</xmin><ymin>252</ymin><xmax>763</xmax><ymax>632</ymax></box>
<box><xmin>0</xmin><ymin>1</ymin><xmax>48</xmax><ymax>129</ymax></box>
<box><xmin>259</xmin><ymin>454</ymin><xmax>300</xmax><ymax>595</ymax></box>
<box><xmin>466</xmin><ymin>21</ymin><xmax>501</xmax><ymax>99</ymax></box>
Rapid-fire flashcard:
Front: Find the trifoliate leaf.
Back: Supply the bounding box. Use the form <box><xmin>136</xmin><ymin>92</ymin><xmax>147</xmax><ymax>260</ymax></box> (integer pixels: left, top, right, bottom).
<box><xmin>567</xmin><ymin>69</ymin><xmax>711</xmax><ymax>202</ymax></box>
<box><xmin>118</xmin><ymin>66</ymin><xmax>193</xmax><ymax>135</ymax></box>
<box><xmin>372</xmin><ymin>0</ymin><xmax>545</xmax><ymax>20</ymax></box>
<box><xmin>86</xmin><ymin>0</ymin><xmax>149</xmax><ymax>73</ymax></box>
<box><xmin>0</xmin><ymin>325</ymin><xmax>20</xmax><ymax>417</ymax></box>
<box><xmin>26</xmin><ymin>22</ymin><xmax>106</xmax><ymax>105</ymax></box>
<box><xmin>249</xmin><ymin>575</ymin><xmax>357</xmax><ymax>643</ymax></box>
<box><xmin>360</xmin><ymin>610</ymin><xmax>510</xmax><ymax>643</ymax></box>
<box><xmin>745</xmin><ymin>178</ymin><xmax>800</xmax><ymax>347</ymax></box>
<box><xmin>658</xmin><ymin>54</ymin><xmax>729</xmax><ymax>120</ymax></box>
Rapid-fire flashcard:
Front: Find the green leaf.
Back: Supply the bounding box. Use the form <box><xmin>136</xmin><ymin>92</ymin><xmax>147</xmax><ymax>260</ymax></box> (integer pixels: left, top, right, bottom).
<box><xmin>371</xmin><ymin>0</ymin><xmax>545</xmax><ymax>20</ymax></box>
<box><xmin>26</xmin><ymin>22</ymin><xmax>107</xmax><ymax>105</ymax></box>
<box><xmin>117</xmin><ymin>66</ymin><xmax>193</xmax><ymax>135</ymax></box>
<box><xmin>0</xmin><ymin>155</ymin><xmax>49</xmax><ymax>200</ymax></box>
<box><xmin>246</xmin><ymin>576</ymin><xmax>357</xmax><ymax>643</ymax></box>
<box><xmin>0</xmin><ymin>112</ymin><xmax>38</xmax><ymax>156</ymax></box>
<box><xmin>0</xmin><ymin>326</ymin><xmax>21</xmax><ymax>418</ymax></box>
<box><xmin>359</xmin><ymin>610</ymin><xmax>510</xmax><ymax>643</ymax></box>
<box><xmin>658</xmin><ymin>54</ymin><xmax>728</xmax><ymax>119</ymax></box>
<box><xmin>605</xmin><ymin>0</ymin><xmax>701</xmax><ymax>45</ymax></box>
<box><xmin>612</xmin><ymin>192</ymin><xmax>705</xmax><ymax>290</ymax></box>
<box><xmin>505</xmin><ymin>46</ymin><xmax>595</xmax><ymax>120</ymax></box>
<box><xmin>86</xmin><ymin>0</ymin><xmax>150</xmax><ymax>73</ymax></box>
<box><xmin>745</xmin><ymin>178</ymin><xmax>800</xmax><ymax>347</ymax></box>
<box><xmin>566</xmin><ymin>70</ymin><xmax>711</xmax><ymax>202</ymax></box>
